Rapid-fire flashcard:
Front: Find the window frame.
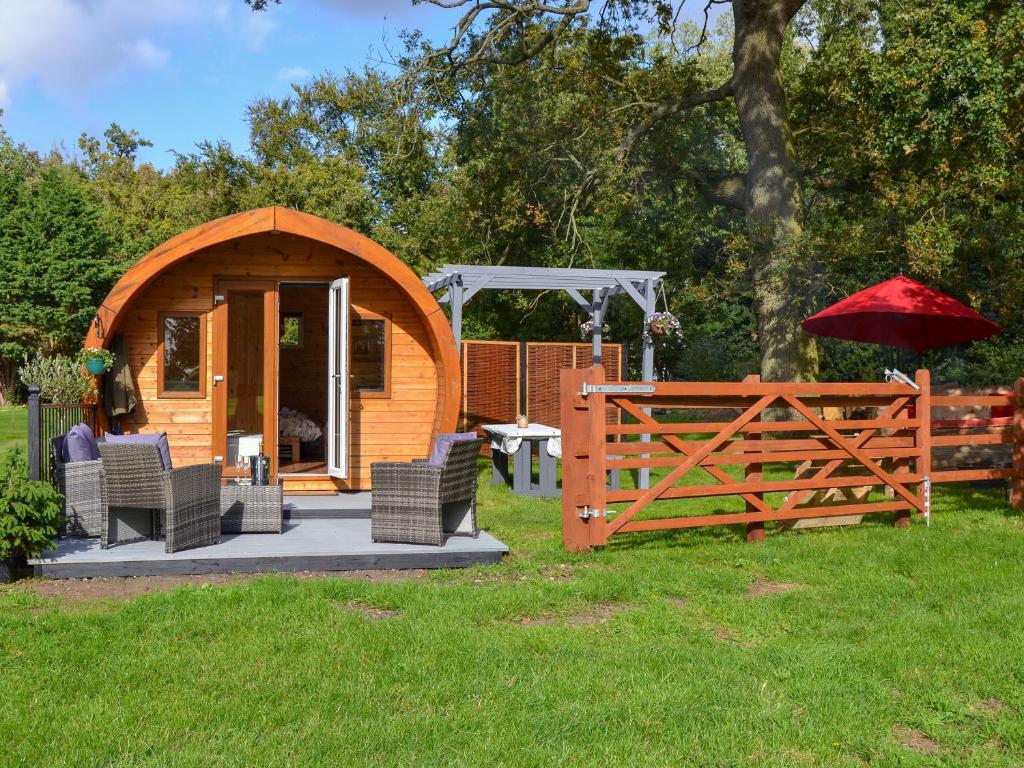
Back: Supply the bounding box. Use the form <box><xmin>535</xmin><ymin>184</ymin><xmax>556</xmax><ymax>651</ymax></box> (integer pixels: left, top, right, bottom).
<box><xmin>350</xmin><ymin>307</ymin><xmax>391</xmax><ymax>399</ymax></box>
<box><xmin>157</xmin><ymin>311</ymin><xmax>208</xmax><ymax>399</ymax></box>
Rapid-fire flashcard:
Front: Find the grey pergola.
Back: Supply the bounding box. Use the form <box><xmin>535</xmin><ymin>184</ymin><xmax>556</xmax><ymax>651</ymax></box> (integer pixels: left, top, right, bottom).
<box><xmin>422</xmin><ymin>265</ymin><xmax>666</xmax><ymax>382</ymax></box>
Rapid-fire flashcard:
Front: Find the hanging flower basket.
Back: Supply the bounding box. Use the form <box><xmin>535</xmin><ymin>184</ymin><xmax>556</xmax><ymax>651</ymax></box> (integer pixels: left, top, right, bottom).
<box><xmin>643</xmin><ymin>311</ymin><xmax>682</xmax><ymax>345</ymax></box>
<box><xmin>81</xmin><ymin>347</ymin><xmax>114</xmax><ymax>375</ymax></box>
<box><xmin>579</xmin><ymin>318</ymin><xmax>611</xmax><ymax>341</ymax></box>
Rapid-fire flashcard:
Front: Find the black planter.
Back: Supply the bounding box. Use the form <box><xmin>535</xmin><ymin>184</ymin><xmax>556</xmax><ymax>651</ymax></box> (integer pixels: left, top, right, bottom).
<box><xmin>0</xmin><ymin>556</ymin><xmax>27</xmax><ymax>584</ymax></box>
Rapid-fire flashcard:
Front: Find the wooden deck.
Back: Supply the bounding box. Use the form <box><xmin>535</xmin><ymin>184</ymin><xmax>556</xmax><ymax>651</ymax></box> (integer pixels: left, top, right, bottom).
<box><xmin>31</xmin><ymin>506</ymin><xmax>508</xmax><ymax>578</ymax></box>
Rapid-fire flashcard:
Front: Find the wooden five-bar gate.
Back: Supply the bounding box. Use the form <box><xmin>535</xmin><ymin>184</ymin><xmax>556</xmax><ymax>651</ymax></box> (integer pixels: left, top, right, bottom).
<box><xmin>560</xmin><ymin>366</ymin><xmax>1022</xmax><ymax>552</ymax></box>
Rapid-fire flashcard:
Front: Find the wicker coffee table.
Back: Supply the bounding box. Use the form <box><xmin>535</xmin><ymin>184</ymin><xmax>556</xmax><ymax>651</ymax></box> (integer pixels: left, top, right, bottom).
<box><xmin>220</xmin><ymin>482</ymin><xmax>283</xmax><ymax>533</ymax></box>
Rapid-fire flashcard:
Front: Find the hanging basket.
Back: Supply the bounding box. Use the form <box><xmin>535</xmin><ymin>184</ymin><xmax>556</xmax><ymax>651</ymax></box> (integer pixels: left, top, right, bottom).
<box><xmin>643</xmin><ymin>311</ymin><xmax>682</xmax><ymax>345</ymax></box>
<box><xmin>81</xmin><ymin>347</ymin><xmax>114</xmax><ymax>375</ymax></box>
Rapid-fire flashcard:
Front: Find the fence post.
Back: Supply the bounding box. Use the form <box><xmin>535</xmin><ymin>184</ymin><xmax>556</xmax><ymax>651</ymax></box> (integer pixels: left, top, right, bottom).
<box><xmin>560</xmin><ymin>365</ymin><xmax>607</xmax><ymax>551</ymax></box>
<box><xmin>27</xmin><ymin>384</ymin><xmax>41</xmax><ymax>481</ymax></box>
<box><xmin>904</xmin><ymin>368</ymin><xmax>931</xmax><ymax>527</ymax></box>
<box><xmin>743</xmin><ymin>374</ymin><xmax>765</xmax><ymax>542</ymax></box>
<box><xmin>1012</xmin><ymin>377</ymin><xmax>1024</xmax><ymax>509</ymax></box>
<box><xmin>518</xmin><ymin>341</ymin><xmax>528</xmax><ymax>418</ymax></box>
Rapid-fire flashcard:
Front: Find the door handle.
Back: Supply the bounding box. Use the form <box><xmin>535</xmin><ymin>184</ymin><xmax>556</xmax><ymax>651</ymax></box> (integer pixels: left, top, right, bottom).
<box><xmin>213</xmin><ymin>375</ymin><xmax>225</xmax><ymax>384</ymax></box>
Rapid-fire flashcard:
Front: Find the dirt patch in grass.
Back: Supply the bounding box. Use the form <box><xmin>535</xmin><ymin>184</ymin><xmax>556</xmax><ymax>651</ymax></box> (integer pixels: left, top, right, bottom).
<box><xmin>710</xmin><ymin>623</ymin><xmax>757</xmax><ymax>649</ymax></box>
<box><xmin>975</xmin><ymin>698</ymin><xmax>1006</xmax><ymax>716</ymax></box>
<box><xmin>508</xmin><ymin>602</ymin><xmax>625</xmax><ymax>627</ymax></box>
<box><xmin>891</xmin><ymin>724</ymin><xmax>941</xmax><ymax>755</ymax></box>
<box><xmin>335</xmin><ymin>600</ymin><xmax>400</xmax><ymax>620</ymax></box>
<box><xmin>18</xmin><ymin>569</ymin><xmax>429</xmax><ymax>603</ymax></box>
<box><xmin>665</xmin><ymin>597</ymin><xmax>689</xmax><ymax>608</ymax></box>
<box><xmin>747</xmin><ymin>579</ymin><xmax>804</xmax><ymax>598</ymax></box>
<box><xmin>468</xmin><ymin>562</ymin><xmax>577</xmax><ymax>586</ymax></box>
<box><xmin>20</xmin><ymin>574</ymin><xmax>252</xmax><ymax>602</ymax></box>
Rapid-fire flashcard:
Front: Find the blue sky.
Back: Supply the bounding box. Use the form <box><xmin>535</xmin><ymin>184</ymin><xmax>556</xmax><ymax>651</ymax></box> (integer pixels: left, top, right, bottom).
<box><xmin>0</xmin><ymin>0</ymin><xmax>724</xmax><ymax>170</ymax></box>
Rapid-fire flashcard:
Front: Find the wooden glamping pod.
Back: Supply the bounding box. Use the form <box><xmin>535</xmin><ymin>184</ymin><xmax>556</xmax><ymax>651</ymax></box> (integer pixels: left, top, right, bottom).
<box><xmin>86</xmin><ymin>207</ymin><xmax>460</xmax><ymax>495</ymax></box>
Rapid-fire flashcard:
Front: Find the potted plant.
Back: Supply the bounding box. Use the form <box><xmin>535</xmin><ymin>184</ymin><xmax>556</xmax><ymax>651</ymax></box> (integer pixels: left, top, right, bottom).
<box><xmin>0</xmin><ymin>449</ymin><xmax>63</xmax><ymax>583</ymax></box>
<box><xmin>81</xmin><ymin>347</ymin><xmax>114</xmax><ymax>375</ymax></box>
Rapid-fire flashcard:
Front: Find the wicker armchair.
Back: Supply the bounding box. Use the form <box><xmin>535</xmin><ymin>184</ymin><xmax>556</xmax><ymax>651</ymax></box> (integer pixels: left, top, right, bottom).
<box><xmin>371</xmin><ymin>437</ymin><xmax>484</xmax><ymax>546</ymax></box>
<box><xmin>97</xmin><ymin>443</ymin><xmax>223</xmax><ymax>553</ymax></box>
<box><xmin>50</xmin><ymin>436</ymin><xmax>105</xmax><ymax>538</ymax></box>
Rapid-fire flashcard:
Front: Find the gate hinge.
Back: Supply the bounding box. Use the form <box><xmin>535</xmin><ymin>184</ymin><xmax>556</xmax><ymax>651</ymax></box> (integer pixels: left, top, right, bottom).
<box><xmin>580</xmin><ymin>383</ymin><xmax>656</xmax><ymax>396</ymax></box>
<box><xmin>579</xmin><ymin>506</ymin><xmax>613</xmax><ymax>519</ymax></box>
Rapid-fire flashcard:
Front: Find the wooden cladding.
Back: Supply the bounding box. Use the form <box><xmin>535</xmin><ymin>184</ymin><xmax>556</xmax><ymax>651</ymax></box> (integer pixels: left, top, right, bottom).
<box><xmin>559</xmin><ymin>366</ymin><xmax>1024</xmax><ymax>552</ymax></box>
<box><xmin>109</xmin><ymin>230</ymin><xmax>452</xmax><ymax>491</ymax></box>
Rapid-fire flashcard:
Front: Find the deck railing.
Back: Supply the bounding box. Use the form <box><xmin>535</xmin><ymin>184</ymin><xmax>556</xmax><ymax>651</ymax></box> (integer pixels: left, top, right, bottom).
<box><xmin>26</xmin><ymin>384</ymin><xmax>99</xmax><ymax>484</ymax></box>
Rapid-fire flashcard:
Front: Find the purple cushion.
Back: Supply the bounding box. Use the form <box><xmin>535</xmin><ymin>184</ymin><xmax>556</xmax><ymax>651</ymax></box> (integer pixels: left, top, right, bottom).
<box><xmin>427</xmin><ymin>432</ymin><xmax>478</xmax><ymax>466</ymax></box>
<box><xmin>102</xmin><ymin>432</ymin><xmax>173</xmax><ymax>470</ymax></box>
<box><xmin>61</xmin><ymin>423</ymin><xmax>100</xmax><ymax>463</ymax></box>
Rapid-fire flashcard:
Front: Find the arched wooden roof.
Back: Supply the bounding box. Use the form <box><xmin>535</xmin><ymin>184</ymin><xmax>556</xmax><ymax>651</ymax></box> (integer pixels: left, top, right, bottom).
<box><xmin>86</xmin><ymin>206</ymin><xmax>460</xmax><ymax>434</ymax></box>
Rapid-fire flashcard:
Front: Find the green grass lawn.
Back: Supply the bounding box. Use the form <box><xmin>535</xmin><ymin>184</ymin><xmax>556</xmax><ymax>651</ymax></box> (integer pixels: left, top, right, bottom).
<box><xmin>2</xmin><ymin>462</ymin><xmax>1023</xmax><ymax>766</ymax></box>
<box><xmin>0</xmin><ymin>405</ymin><xmax>26</xmax><ymax>460</ymax></box>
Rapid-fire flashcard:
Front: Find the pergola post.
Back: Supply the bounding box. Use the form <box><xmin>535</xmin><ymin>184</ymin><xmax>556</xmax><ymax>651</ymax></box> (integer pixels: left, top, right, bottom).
<box><xmin>451</xmin><ymin>278</ymin><xmax>464</xmax><ymax>355</ymax></box>
<box><xmin>639</xmin><ymin>278</ymin><xmax>657</xmax><ymax>489</ymax></box>
<box><xmin>591</xmin><ymin>290</ymin><xmax>603</xmax><ymax>364</ymax></box>
<box><xmin>642</xmin><ymin>278</ymin><xmax>656</xmax><ymax>382</ymax></box>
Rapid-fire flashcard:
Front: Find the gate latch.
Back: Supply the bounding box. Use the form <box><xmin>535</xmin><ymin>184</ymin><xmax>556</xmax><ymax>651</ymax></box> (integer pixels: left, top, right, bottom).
<box><xmin>579</xmin><ymin>506</ymin><xmax>612</xmax><ymax>519</ymax></box>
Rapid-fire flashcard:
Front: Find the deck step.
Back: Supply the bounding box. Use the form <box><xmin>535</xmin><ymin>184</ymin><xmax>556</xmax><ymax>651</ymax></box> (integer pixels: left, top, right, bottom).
<box><xmin>32</xmin><ymin>519</ymin><xmax>508</xmax><ymax>578</ymax></box>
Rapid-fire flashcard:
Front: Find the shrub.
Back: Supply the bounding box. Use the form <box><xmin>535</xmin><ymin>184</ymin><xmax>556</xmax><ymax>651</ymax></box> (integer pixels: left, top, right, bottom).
<box><xmin>0</xmin><ymin>448</ymin><xmax>63</xmax><ymax>568</ymax></box>
<box><xmin>17</xmin><ymin>352</ymin><xmax>93</xmax><ymax>403</ymax></box>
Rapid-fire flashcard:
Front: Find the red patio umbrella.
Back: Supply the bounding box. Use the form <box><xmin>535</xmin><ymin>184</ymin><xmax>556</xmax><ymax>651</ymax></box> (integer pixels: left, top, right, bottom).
<box><xmin>802</xmin><ymin>275</ymin><xmax>1002</xmax><ymax>352</ymax></box>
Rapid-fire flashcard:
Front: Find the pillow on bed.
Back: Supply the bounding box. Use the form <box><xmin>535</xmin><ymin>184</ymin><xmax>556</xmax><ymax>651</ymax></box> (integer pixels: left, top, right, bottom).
<box><xmin>102</xmin><ymin>432</ymin><xmax>173</xmax><ymax>470</ymax></box>
<box><xmin>427</xmin><ymin>432</ymin><xmax>478</xmax><ymax>466</ymax></box>
<box><xmin>61</xmin><ymin>423</ymin><xmax>100</xmax><ymax>463</ymax></box>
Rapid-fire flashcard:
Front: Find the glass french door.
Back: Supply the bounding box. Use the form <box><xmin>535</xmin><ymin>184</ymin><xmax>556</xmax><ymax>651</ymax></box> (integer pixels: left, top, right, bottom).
<box><xmin>327</xmin><ymin>277</ymin><xmax>350</xmax><ymax>479</ymax></box>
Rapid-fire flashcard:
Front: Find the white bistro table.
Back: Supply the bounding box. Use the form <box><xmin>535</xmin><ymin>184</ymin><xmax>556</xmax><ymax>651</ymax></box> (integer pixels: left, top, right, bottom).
<box><xmin>483</xmin><ymin>423</ymin><xmax>561</xmax><ymax>497</ymax></box>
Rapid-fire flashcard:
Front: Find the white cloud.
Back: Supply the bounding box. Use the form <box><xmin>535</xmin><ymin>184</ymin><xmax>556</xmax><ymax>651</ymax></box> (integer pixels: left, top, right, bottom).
<box><xmin>277</xmin><ymin>66</ymin><xmax>311</xmax><ymax>82</ymax></box>
<box><xmin>0</xmin><ymin>78</ymin><xmax>8</xmax><ymax>111</ymax></box>
<box><xmin>0</xmin><ymin>0</ymin><xmax>220</xmax><ymax>106</ymax></box>
<box><xmin>122</xmin><ymin>38</ymin><xmax>171</xmax><ymax>69</ymax></box>
<box><xmin>242</xmin><ymin>9</ymin><xmax>277</xmax><ymax>51</ymax></box>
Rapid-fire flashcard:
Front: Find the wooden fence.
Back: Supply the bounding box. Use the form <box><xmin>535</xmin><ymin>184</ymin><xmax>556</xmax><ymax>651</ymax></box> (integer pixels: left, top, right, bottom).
<box><xmin>460</xmin><ymin>340</ymin><xmax>623</xmax><ymax>436</ymax></box>
<box><xmin>559</xmin><ymin>366</ymin><xmax>1022</xmax><ymax>552</ymax></box>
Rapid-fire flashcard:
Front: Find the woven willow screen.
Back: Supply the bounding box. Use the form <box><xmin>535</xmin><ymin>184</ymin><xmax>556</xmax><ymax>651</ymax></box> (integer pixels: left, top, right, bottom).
<box><xmin>460</xmin><ymin>341</ymin><xmax>623</xmax><ymax>435</ymax></box>
<box><xmin>460</xmin><ymin>341</ymin><xmax>520</xmax><ymax>436</ymax></box>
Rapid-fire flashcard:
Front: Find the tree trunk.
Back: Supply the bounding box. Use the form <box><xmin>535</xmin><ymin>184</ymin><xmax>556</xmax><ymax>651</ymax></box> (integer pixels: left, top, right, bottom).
<box><xmin>0</xmin><ymin>358</ymin><xmax>16</xmax><ymax>405</ymax></box>
<box><xmin>732</xmin><ymin>0</ymin><xmax>818</xmax><ymax>382</ymax></box>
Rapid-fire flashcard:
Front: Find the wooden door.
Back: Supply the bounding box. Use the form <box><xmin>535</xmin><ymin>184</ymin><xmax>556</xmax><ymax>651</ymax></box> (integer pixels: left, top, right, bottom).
<box><xmin>212</xmin><ymin>280</ymin><xmax>278</xmax><ymax>479</ymax></box>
